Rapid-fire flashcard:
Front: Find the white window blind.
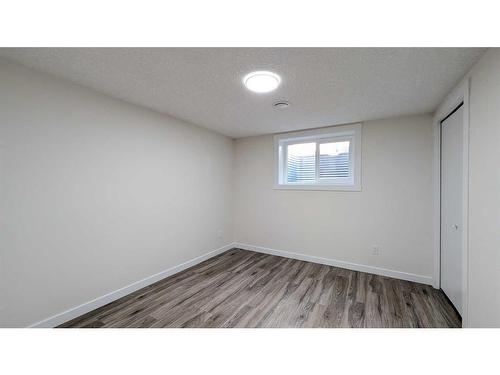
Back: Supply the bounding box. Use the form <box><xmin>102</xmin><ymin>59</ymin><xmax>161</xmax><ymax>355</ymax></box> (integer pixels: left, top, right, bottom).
<box><xmin>319</xmin><ymin>141</ymin><xmax>350</xmax><ymax>179</ymax></box>
<box><xmin>286</xmin><ymin>142</ymin><xmax>316</xmax><ymax>183</ymax></box>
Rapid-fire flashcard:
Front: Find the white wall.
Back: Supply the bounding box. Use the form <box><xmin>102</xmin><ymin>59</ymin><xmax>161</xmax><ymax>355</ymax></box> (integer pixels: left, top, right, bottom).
<box><xmin>466</xmin><ymin>49</ymin><xmax>500</xmax><ymax>327</ymax></box>
<box><xmin>233</xmin><ymin>115</ymin><xmax>434</xmax><ymax>281</ymax></box>
<box><xmin>0</xmin><ymin>58</ymin><xmax>234</xmax><ymax>327</ymax></box>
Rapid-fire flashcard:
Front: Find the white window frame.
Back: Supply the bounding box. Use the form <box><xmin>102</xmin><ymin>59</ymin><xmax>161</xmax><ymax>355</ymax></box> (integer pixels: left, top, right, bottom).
<box><xmin>274</xmin><ymin>123</ymin><xmax>362</xmax><ymax>191</ymax></box>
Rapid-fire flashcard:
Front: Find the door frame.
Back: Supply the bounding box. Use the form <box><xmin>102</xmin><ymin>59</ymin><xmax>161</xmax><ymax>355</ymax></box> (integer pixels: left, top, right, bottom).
<box><xmin>432</xmin><ymin>77</ymin><xmax>470</xmax><ymax>327</ymax></box>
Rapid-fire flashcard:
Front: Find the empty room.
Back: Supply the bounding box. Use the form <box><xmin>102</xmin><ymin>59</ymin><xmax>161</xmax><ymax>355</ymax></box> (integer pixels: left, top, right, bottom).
<box><xmin>1</xmin><ymin>3</ymin><xmax>500</xmax><ymax>371</ymax></box>
<box><xmin>2</xmin><ymin>46</ymin><xmax>499</xmax><ymax>330</ymax></box>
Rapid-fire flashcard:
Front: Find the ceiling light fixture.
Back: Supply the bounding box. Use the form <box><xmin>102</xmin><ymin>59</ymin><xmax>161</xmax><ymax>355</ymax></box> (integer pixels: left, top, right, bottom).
<box><xmin>243</xmin><ymin>71</ymin><xmax>281</xmax><ymax>93</ymax></box>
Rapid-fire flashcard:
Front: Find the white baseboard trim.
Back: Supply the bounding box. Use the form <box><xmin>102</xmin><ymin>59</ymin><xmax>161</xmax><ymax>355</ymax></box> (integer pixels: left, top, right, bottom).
<box><xmin>29</xmin><ymin>243</ymin><xmax>235</xmax><ymax>328</ymax></box>
<box><xmin>234</xmin><ymin>242</ymin><xmax>433</xmax><ymax>285</ymax></box>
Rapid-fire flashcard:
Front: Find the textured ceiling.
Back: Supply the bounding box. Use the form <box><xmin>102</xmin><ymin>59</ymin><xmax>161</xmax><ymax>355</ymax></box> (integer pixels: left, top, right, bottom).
<box><xmin>0</xmin><ymin>48</ymin><xmax>486</xmax><ymax>138</ymax></box>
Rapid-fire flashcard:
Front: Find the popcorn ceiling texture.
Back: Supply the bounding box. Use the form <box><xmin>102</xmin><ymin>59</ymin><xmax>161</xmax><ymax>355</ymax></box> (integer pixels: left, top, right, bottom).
<box><xmin>0</xmin><ymin>48</ymin><xmax>485</xmax><ymax>138</ymax></box>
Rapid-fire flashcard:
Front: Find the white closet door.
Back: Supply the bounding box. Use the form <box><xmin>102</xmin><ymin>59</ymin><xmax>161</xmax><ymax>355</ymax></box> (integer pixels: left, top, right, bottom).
<box><xmin>440</xmin><ymin>105</ymin><xmax>464</xmax><ymax>315</ymax></box>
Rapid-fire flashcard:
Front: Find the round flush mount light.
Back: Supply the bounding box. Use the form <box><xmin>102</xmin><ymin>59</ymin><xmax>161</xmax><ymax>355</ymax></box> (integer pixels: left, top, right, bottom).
<box><xmin>273</xmin><ymin>100</ymin><xmax>290</xmax><ymax>109</ymax></box>
<box><xmin>243</xmin><ymin>71</ymin><xmax>281</xmax><ymax>93</ymax></box>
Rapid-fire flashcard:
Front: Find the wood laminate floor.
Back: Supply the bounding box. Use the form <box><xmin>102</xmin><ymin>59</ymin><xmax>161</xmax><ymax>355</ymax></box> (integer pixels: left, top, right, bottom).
<box><xmin>59</xmin><ymin>249</ymin><xmax>461</xmax><ymax>328</ymax></box>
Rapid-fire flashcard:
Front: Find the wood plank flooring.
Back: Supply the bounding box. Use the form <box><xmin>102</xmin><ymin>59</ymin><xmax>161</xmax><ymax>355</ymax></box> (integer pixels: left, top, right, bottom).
<box><xmin>59</xmin><ymin>249</ymin><xmax>461</xmax><ymax>328</ymax></box>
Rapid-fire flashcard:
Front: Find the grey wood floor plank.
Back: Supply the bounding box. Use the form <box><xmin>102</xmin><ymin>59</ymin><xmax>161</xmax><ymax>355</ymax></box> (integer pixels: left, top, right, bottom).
<box><xmin>58</xmin><ymin>249</ymin><xmax>462</xmax><ymax>328</ymax></box>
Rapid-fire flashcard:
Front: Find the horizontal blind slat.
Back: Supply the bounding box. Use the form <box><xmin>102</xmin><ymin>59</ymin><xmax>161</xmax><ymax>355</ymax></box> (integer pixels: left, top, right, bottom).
<box><xmin>286</xmin><ymin>154</ymin><xmax>315</xmax><ymax>182</ymax></box>
<box><xmin>319</xmin><ymin>153</ymin><xmax>350</xmax><ymax>178</ymax></box>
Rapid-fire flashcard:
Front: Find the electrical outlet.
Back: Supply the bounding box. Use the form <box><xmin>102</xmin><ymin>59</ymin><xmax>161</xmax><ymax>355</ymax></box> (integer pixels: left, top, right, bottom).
<box><xmin>371</xmin><ymin>246</ymin><xmax>380</xmax><ymax>256</ymax></box>
<box><xmin>216</xmin><ymin>229</ymin><xmax>223</xmax><ymax>239</ymax></box>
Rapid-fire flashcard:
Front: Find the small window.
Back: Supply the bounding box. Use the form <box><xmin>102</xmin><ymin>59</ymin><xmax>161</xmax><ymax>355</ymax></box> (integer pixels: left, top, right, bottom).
<box><xmin>274</xmin><ymin>124</ymin><xmax>362</xmax><ymax>191</ymax></box>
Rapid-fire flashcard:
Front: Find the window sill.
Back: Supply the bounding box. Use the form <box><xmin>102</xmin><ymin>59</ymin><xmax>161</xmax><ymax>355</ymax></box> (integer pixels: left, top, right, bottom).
<box><xmin>273</xmin><ymin>184</ymin><xmax>361</xmax><ymax>192</ymax></box>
